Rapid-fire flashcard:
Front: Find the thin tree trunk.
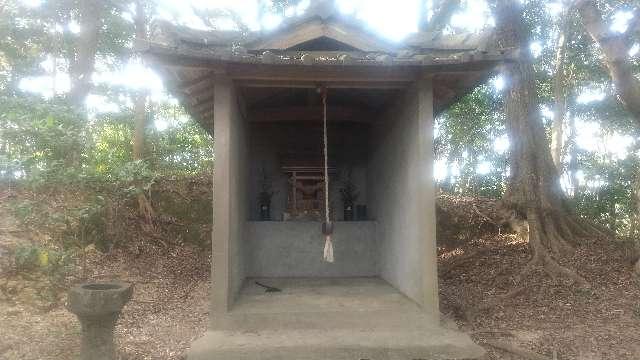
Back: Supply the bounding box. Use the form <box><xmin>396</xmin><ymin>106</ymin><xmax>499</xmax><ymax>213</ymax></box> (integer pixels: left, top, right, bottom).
<box><xmin>494</xmin><ymin>0</ymin><xmax>606</xmax><ymax>286</ymax></box>
<box><xmin>68</xmin><ymin>0</ymin><xmax>102</xmax><ymax>106</ymax></box>
<box><xmin>50</xmin><ymin>4</ymin><xmax>61</xmax><ymax>97</ymax></box>
<box><xmin>133</xmin><ymin>95</ymin><xmax>146</xmax><ymax>160</ymax></box>
<box><xmin>551</xmin><ymin>12</ymin><xmax>569</xmax><ymax>171</ymax></box>
<box><xmin>630</xmin><ymin>151</ymin><xmax>640</xmax><ymax>275</ymax></box>
<box><xmin>133</xmin><ymin>0</ymin><xmax>148</xmax><ymax>163</ymax></box>
<box><xmin>633</xmin><ymin>182</ymin><xmax>640</xmax><ymax>240</ymax></box>
<box><xmin>576</xmin><ymin>0</ymin><xmax>640</xmax><ymax>126</ymax></box>
<box><xmin>567</xmin><ymin>113</ymin><xmax>579</xmax><ymax>196</ymax></box>
<box><xmin>133</xmin><ymin>0</ymin><xmax>154</xmax><ymax>225</ymax></box>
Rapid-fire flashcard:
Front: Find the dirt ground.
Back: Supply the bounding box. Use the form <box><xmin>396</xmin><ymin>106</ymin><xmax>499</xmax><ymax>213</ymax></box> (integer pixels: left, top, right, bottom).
<box><xmin>1</xmin><ymin>191</ymin><xmax>639</xmax><ymax>360</ymax></box>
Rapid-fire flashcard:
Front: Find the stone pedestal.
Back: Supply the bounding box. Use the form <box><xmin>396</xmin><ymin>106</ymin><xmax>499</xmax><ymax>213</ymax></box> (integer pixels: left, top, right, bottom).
<box><xmin>67</xmin><ymin>282</ymin><xmax>133</xmax><ymax>360</ymax></box>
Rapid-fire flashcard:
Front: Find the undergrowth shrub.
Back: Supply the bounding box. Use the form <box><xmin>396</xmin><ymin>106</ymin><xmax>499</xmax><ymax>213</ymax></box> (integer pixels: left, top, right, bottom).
<box><xmin>13</xmin><ymin>244</ymin><xmax>74</xmax><ymax>302</ymax></box>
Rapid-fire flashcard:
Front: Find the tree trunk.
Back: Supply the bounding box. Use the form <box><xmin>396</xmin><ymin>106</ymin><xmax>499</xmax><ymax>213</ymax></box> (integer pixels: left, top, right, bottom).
<box><xmin>632</xmin><ymin>160</ymin><xmax>640</xmax><ymax>238</ymax></box>
<box><xmin>68</xmin><ymin>0</ymin><xmax>102</xmax><ymax>106</ymax></box>
<box><xmin>133</xmin><ymin>0</ymin><xmax>154</xmax><ymax>225</ymax></box>
<box><xmin>132</xmin><ymin>0</ymin><xmax>147</xmax><ymax>161</ymax></box>
<box><xmin>132</xmin><ymin>0</ymin><xmax>148</xmax><ymax>162</ymax></box>
<box><xmin>577</xmin><ymin>0</ymin><xmax>640</xmax><ymax>127</ymax></box>
<box><xmin>567</xmin><ymin>113</ymin><xmax>579</xmax><ymax>196</ymax></box>
<box><xmin>551</xmin><ymin>13</ymin><xmax>569</xmax><ymax>171</ymax></box>
<box><xmin>133</xmin><ymin>94</ymin><xmax>146</xmax><ymax>160</ymax></box>
<box><xmin>494</xmin><ymin>0</ymin><xmax>602</xmax><ymax>286</ymax></box>
<box><xmin>630</xmin><ymin>152</ymin><xmax>640</xmax><ymax>276</ymax></box>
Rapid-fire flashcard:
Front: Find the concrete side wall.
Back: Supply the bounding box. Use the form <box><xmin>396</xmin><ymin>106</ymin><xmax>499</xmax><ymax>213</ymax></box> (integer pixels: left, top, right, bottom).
<box><xmin>246</xmin><ymin>221</ymin><xmax>379</xmax><ymax>277</ymax></box>
<box><xmin>211</xmin><ymin>78</ymin><xmax>248</xmax><ymax>316</ymax></box>
<box><xmin>368</xmin><ymin>79</ymin><xmax>438</xmax><ymax>315</ymax></box>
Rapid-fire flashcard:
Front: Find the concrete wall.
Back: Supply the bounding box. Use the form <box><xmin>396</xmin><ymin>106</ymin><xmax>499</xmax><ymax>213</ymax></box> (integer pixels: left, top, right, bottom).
<box><xmin>246</xmin><ymin>221</ymin><xmax>379</xmax><ymax>277</ymax></box>
<box><xmin>211</xmin><ymin>78</ymin><xmax>248</xmax><ymax>316</ymax></box>
<box><xmin>209</xmin><ymin>79</ymin><xmax>437</xmax><ymax>318</ymax></box>
<box><xmin>368</xmin><ymin>79</ymin><xmax>438</xmax><ymax>316</ymax></box>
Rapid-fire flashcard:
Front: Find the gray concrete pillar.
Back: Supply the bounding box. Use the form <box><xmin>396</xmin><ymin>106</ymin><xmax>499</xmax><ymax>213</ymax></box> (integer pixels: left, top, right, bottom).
<box><xmin>210</xmin><ymin>76</ymin><xmax>247</xmax><ymax>322</ymax></box>
<box><xmin>370</xmin><ymin>77</ymin><xmax>438</xmax><ymax>317</ymax></box>
<box><xmin>416</xmin><ymin>77</ymin><xmax>439</xmax><ymax>316</ymax></box>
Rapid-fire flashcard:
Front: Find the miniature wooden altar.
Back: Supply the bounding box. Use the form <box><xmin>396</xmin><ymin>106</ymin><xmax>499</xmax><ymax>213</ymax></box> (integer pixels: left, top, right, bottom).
<box><xmin>283</xmin><ymin>166</ymin><xmax>335</xmax><ymax>221</ymax></box>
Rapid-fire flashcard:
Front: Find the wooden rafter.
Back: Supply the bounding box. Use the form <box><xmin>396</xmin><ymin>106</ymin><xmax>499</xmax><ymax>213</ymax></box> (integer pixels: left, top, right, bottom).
<box><xmin>247</xmin><ymin>105</ymin><xmax>375</xmax><ymax>123</ymax></box>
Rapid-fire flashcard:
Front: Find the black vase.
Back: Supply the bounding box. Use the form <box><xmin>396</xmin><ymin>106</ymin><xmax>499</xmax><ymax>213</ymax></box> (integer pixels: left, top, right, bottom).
<box><xmin>259</xmin><ymin>204</ymin><xmax>270</xmax><ymax>221</ymax></box>
<box><xmin>356</xmin><ymin>205</ymin><xmax>367</xmax><ymax>221</ymax></box>
<box><xmin>344</xmin><ymin>204</ymin><xmax>354</xmax><ymax>221</ymax></box>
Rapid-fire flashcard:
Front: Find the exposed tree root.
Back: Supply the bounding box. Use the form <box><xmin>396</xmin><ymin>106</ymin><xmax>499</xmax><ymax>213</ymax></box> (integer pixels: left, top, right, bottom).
<box><xmin>471</xmin><ymin>329</ymin><xmax>516</xmax><ymax>337</ymax></box>
<box><xmin>461</xmin><ymin>206</ymin><xmax>591</xmax><ymax>321</ymax></box>
<box><xmin>465</xmin><ymin>287</ymin><xmax>526</xmax><ymax>321</ymax></box>
<box><xmin>137</xmin><ymin>193</ymin><xmax>155</xmax><ymax>224</ymax></box>
<box><xmin>497</xmin><ymin>203</ymin><xmax>590</xmax><ymax>287</ymax></box>
<box><xmin>440</xmin><ymin>248</ymin><xmax>493</xmax><ymax>278</ymax></box>
<box><xmin>472</xmin><ymin>204</ymin><xmax>500</xmax><ymax>226</ymax></box>
<box><xmin>526</xmin><ymin>208</ymin><xmax>589</xmax><ymax>287</ymax></box>
<box><xmin>484</xmin><ymin>340</ymin><xmax>553</xmax><ymax>360</ymax></box>
<box><xmin>137</xmin><ymin>191</ymin><xmax>158</xmax><ymax>239</ymax></box>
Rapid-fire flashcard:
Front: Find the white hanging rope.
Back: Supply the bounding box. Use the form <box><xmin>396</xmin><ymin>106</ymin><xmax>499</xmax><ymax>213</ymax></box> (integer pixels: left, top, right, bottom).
<box><xmin>322</xmin><ymin>87</ymin><xmax>334</xmax><ymax>263</ymax></box>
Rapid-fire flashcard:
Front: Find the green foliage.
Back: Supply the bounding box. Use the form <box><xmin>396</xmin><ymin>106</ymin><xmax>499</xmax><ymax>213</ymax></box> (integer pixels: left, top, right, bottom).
<box><xmin>1</xmin><ymin>0</ymin><xmax>639</xmax><ymax>246</ymax></box>
<box><xmin>14</xmin><ymin>244</ymin><xmax>74</xmax><ymax>287</ymax></box>
<box><xmin>60</xmin><ymin>196</ymin><xmax>108</xmax><ymax>251</ymax></box>
<box><xmin>0</xmin><ymin>1</ymin><xmax>50</xmax><ymax>91</ymax></box>
<box><xmin>88</xmin><ymin>119</ymin><xmax>134</xmax><ymax>177</ymax></box>
<box><xmin>14</xmin><ymin>245</ymin><xmax>41</xmax><ymax>272</ymax></box>
<box><xmin>572</xmin><ymin>153</ymin><xmax>639</xmax><ymax>237</ymax></box>
<box><xmin>115</xmin><ymin>160</ymin><xmax>158</xmax><ymax>201</ymax></box>
<box><xmin>0</xmin><ymin>93</ymin><xmax>212</xmax><ymax>188</ymax></box>
<box><xmin>435</xmin><ymin>85</ymin><xmax>507</xmax><ymax>198</ymax></box>
<box><xmin>9</xmin><ymin>199</ymin><xmax>36</xmax><ymax>224</ymax></box>
<box><xmin>145</xmin><ymin>104</ymin><xmax>214</xmax><ymax>175</ymax></box>
<box><xmin>0</xmin><ymin>95</ymin><xmax>86</xmax><ymax>185</ymax></box>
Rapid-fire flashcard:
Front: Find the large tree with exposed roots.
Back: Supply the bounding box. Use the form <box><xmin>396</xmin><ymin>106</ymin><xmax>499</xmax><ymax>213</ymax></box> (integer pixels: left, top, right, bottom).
<box><xmin>493</xmin><ymin>0</ymin><xmax>611</xmax><ymax>286</ymax></box>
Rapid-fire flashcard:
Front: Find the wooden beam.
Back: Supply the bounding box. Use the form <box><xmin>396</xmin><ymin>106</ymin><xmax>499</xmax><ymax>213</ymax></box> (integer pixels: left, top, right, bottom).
<box><xmin>196</xmin><ymin>108</ymin><xmax>214</xmax><ymax>122</ymax></box>
<box><xmin>193</xmin><ymin>96</ymin><xmax>215</xmax><ymax>113</ymax></box>
<box><xmin>225</xmin><ymin>64</ymin><xmax>419</xmax><ymax>82</ymax></box>
<box><xmin>247</xmin><ymin>105</ymin><xmax>373</xmax><ymax>123</ymax></box>
<box><xmin>188</xmin><ymin>87</ymin><xmax>214</xmax><ymax>104</ymax></box>
<box><xmin>147</xmin><ymin>53</ymin><xmax>227</xmax><ymax>70</ymax></box>
<box><xmin>179</xmin><ymin>71</ymin><xmax>216</xmax><ymax>93</ymax></box>
<box><xmin>236</xmin><ymin>79</ymin><xmax>409</xmax><ymax>89</ymax></box>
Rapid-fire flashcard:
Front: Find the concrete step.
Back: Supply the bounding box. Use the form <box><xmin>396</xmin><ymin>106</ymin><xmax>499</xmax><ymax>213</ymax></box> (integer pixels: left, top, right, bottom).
<box><xmin>188</xmin><ymin>328</ymin><xmax>486</xmax><ymax>360</ymax></box>
<box><xmin>217</xmin><ymin>277</ymin><xmax>439</xmax><ymax>331</ymax></box>
<box><xmin>212</xmin><ymin>309</ymin><xmax>439</xmax><ymax>331</ymax></box>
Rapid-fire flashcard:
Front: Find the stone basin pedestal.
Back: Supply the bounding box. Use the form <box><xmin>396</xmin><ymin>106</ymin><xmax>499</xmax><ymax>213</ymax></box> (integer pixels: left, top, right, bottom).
<box><xmin>67</xmin><ymin>282</ymin><xmax>133</xmax><ymax>360</ymax></box>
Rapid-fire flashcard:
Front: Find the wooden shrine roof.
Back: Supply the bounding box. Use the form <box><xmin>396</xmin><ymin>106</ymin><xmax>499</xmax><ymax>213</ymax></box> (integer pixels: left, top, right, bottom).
<box><xmin>139</xmin><ymin>0</ymin><xmax>513</xmax><ymax>134</ymax></box>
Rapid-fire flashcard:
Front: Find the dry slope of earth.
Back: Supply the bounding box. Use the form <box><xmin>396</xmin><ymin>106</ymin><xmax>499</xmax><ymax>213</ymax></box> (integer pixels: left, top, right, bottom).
<box><xmin>1</xmin><ymin>186</ymin><xmax>639</xmax><ymax>359</ymax></box>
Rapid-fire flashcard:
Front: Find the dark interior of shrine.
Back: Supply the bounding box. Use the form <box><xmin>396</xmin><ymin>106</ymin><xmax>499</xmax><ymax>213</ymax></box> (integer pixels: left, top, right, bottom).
<box><xmin>242</xmin><ymin>86</ymin><xmax>403</xmax><ymax>222</ymax></box>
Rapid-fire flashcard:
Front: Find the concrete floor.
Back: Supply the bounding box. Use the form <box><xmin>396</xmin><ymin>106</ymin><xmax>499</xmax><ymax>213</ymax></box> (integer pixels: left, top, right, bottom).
<box><xmin>189</xmin><ymin>278</ymin><xmax>485</xmax><ymax>359</ymax></box>
<box><xmin>234</xmin><ymin>277</ymin><xmax>420</xmax><ymax>315</ymax></box>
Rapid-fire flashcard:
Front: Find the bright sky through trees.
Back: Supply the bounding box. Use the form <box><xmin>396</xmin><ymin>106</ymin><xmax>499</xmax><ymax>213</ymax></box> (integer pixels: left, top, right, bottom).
<box><xmin>18</xmin><ymin>0</ymin><xmax>491</xmax><ymax>105</ymax></box>
<box><xmin>15</xmin><ymin>0</ymin><xmax>639</xmax><ymax>188</ymax></box>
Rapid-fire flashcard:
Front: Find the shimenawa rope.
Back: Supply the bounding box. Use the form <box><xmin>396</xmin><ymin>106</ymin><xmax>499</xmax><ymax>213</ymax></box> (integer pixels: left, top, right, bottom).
<box><xmin>321</xmin><ymin>87</ymin><xmax>334</xmax><ymax>263</ymax></box>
